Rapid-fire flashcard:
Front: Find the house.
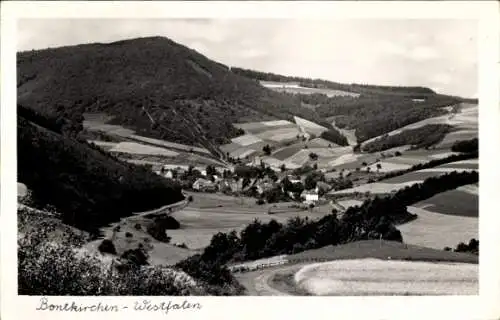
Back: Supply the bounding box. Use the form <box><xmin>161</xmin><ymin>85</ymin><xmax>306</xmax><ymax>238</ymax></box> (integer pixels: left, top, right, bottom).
<box><xmin>192</xmin><ymin>178</ymin><xmax>216</xmax><ymax>191</ymax></box>
<box><xmin>301</xmin><ymin>189</ymin><xmax>319</xmax><ymax>203</ymax></box>
<box><xmin>256</xmin><ymin>182</ymin><xmax>275</xmax><ymax>195</ymax></box>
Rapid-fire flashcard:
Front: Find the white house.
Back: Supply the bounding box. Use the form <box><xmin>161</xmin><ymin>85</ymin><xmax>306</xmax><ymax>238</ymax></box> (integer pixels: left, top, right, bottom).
<box><xmin>301</xmin><ymin>189</ymin><xmax>319</xmax><ymax>203</ymax></box>
<box><xmin>165</xmin><ymin>170</ymin><xmax>174</xmax><ymax>179</ymax></box>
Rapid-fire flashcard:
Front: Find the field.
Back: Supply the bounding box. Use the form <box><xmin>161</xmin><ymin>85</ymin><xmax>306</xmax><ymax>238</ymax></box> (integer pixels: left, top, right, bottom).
<box><xmin>294</xmin><ymin>259</ymin><xmax>477</xmax><ymax>295</ymax></box>
<box><xmin>294</xmin><ymin>116</ymin><xmax>329</xmax><ymax>136</ymax></box>
<box><xmin>398</xmin><ymin>205</ymin><xmax>478</xmax><ymax>250</ymax></box>
<box><xmin>260</xmin><ymin>81</ymin><xmax>360</xmax><ymax>98</ymax></box>
<box><xmin>167</xmin><ymin>192</ymin><xmax>335</xmax><ymax>250</ymax></box>
<box><xmin>109</xmin><ymin>142</ymin><xmax>179</xmax><ymax>157</ymax></box>
<box><xmin>330</xmin><ymin>181</ymin><xmax>422</xmax><ymax>195</ymax></box>
<box><xmin>272</xmin><ymin>142</ymin><xmax>308</xmax><ymax>160</ymax></box>
<box><xmin>84</xmin><ymin>113</ymin><xmax>226</xmax><ymax>168</ymax></box>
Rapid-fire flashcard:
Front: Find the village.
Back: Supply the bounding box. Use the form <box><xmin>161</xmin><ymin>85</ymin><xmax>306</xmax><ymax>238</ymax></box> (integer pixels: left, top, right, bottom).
<box><xmin>152</xmin><ymin>157</ymin><xmax>327</xmax><ymax>209</ymax></box>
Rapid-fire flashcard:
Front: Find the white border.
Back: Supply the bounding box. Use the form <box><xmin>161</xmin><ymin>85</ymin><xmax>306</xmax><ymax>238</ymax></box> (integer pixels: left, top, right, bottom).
<box><xmin>2</xmin><ymin>2</ymin><xmax>499</xmax><ymax>320</ymax></box>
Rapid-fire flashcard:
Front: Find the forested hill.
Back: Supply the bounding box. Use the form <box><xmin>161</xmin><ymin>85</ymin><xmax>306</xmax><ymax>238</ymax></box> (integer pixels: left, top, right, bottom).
<box><xmin>17</xmin><ymin>36</ymin><xmax>321</xmax><ymax>150</ymax></box>
<box><xmin>17</xmin><ymin>104</ymin><xmax>184</xmax><ymax>233</ymax></box>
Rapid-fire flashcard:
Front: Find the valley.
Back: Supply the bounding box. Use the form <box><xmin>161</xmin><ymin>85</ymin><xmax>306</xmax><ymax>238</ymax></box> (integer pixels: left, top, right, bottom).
<box><xmin>16</xmin><ymin>36</ymin><xmax>479</xmax><ymax>297</ymax></box>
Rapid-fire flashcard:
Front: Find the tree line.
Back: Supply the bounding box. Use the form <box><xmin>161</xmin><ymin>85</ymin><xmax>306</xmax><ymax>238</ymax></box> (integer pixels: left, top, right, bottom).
<box><xmin>361</xmin><ymin>124</ymin><xmax>452</xmax><ymax>152</ymax></box>
<box><xmin>374</xmin><ymin>151</ymin><xmax>478</xmax><ymax>183</ymax></box>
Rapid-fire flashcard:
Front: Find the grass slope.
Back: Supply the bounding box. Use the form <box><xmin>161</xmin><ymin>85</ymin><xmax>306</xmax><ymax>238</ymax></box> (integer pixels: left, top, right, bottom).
<box><xmin>287</xmin><ymin>240</ymin><xmax>478</xmax><ymax>264</ymax></box>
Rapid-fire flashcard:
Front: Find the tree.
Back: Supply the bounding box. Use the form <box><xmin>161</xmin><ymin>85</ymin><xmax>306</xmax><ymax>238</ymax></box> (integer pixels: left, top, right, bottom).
<box><xmin>376</xmin><ymin>163</ymin><xmax>382</xmax><ymax>172</ymax></box>
<box><xmin>308</xmin><ymin>152</ymin><xmax>318</xmax><ymax>161</ymax></box>
<box><xmin>206</xmin><ymin>165</ymin><xmax>217</xmax><ymax>177</ymax></box>
<box><xmin>280</xmin><ymin>164</ymin><xmax>286</xmax><ymax>172</ymax></box>
<box><xmin>262</xmin><ymin>144</ymin><xmax>272</xmax><ymax>155</ymax></box>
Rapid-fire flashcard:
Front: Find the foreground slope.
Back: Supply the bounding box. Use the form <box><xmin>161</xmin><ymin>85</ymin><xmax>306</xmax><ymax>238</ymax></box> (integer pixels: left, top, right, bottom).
<box><xmin>17</xmin><ymin>36</ymin><xmax>320</xmax><ymax>153</ymax></box>
<box><xmin>18</xmin><ymin>108</ymin><xmax>184</xmax><ymax>232</ymax></box>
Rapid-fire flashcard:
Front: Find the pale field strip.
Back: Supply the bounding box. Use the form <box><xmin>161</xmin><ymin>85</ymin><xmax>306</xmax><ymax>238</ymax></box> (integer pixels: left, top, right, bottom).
<box><xmin>125</xmin><ymin>159</ymin><xmax>163</xmax><ymax>166</ymax></box>
<box><xmin>255</xmin><ymin>127</ymin><xmax>301</xmax><ymax>141</ymax></box>
<box><xmin>109</xmin><ymin>141</ymin><xmax>179</xmax><ymax>157</ymax></box>
<box><xmin>261</xmin><ymin>120</ymin><xmax>294</xmax><ymax>127</ymax></box>
<box><xmin>398</xmin><ymin>206</ymin><xmax>478</xmax><ymax>250</ymax></box>
<box><xmin>327</xmin><ymin>153</ymin><xmax>364</xmax><ymax>167</ymax></box>
<box><xmin>331</xmin><ymin>180</ymin><xmax>424</xmax><ymax>195</ymax></box>
<box><xmin>383</xmin><ymin>155</ymin><xmax>429</xmax><ymax>165</ymax></box>
<box><xmin>261</xmin><ymin>81</ymin><xmax>360</xmax><ymax>98</ymax></box>
<box><xmin>428</xmin><ymin>151</ymin><xmax>461</xmax><ymax>159</ymax></box>
<box><xmin>231</xmin><ymin>133</ymin><xmax>263</xmax><ymax>146</ymax></box>
<box><xmin>230</xmin><ymin>147</ymin><xmax>257</xmax><ymax>159</ymax></box>
<box><xmin>294</xmin><ymin>258</ymin><xmax>478</xmax><ymax>296</ymax></box>
<box><xmin>456</xmin><ymin>184</ymin><xmax>479</xmax><ymax>195</ymax></box>
<box><xmin>128</xmin><ymin>134</ymin><xmax>211</xmax><ymax>154</ymax></box>
<box><xmin>294</xmin><ymin>116</ymin><xmax>329</xmax><ymax>131</ymax></box>
<box><xmin>365</xmin><ymin>161</ymin><xmax>412</xmax><ymax>173</ymax></box>
<box><xmin>89</xmin><ymin>140</ymin><xmax>118</xmax><ymax>148</ymax></box>
<box><xmin>82</xmin><ymin>122</ymin><xmax>136</xmax><ymax>136</ymax></box>
<box><xmin>418</xmin><ymin>168</ymin><xmax>476</xmax><ymax>173</ymax></box>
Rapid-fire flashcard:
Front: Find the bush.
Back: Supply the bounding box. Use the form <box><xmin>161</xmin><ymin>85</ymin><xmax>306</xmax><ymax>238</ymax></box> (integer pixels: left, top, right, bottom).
<box><xmin>134</xmin><ymin>223</ymin><xmax>142</xmax><ymax>230</ymax></box>
<box><xmin>121</xmin><ymin>248</ymin><xmax>149</xmax><ymax>267</ymax></box>
<box><xmin>98</xmin><ymin>239</ymin><xmax>117</xmax><ymax>255</ymax></box>
<box><xmin>187</xmin><ymin>195</ymin><xmax>193</xmax><ymax>202</ymax></box>
<box><xmin>256</xmin><ymin>199</ymin><xmax>265</xmax><ymax>205</ymax></box>
<box><xmin>18</xmin><ymin>234</ymin><xmax>203</xmax><ymax>295</ymax></box>
<box><xmin>125</xmin><ymin>232</ymin><xmax>133</xmax><ymax>238</ymax></box>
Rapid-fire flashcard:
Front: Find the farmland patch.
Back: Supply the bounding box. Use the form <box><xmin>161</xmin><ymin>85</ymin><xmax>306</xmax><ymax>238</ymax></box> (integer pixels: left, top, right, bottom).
<box><xmin>110</xmin><ymin>142</ymin><xmax>179</xmax><ymax>157</ymax></box>
<box><xmin>231</xmin><ymin>134</ymin><xmax>263</xmax><ymax>146</ymax></box>
<box><xmin>398</xmin><ymin>206</ymin><xmax>478</xmax><ymax>249</ymax></box>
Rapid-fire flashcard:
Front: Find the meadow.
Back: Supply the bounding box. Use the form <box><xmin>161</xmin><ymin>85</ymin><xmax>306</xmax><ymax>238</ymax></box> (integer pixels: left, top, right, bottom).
<box><xmin>294</xmin><ymin>258</ymin><xmax>477</xmax><ymax>296</ymax></box>
<box><xmin>398</xmin><ymin>205</ymin><xmax>478</xmax><ymax>250</ymax></box>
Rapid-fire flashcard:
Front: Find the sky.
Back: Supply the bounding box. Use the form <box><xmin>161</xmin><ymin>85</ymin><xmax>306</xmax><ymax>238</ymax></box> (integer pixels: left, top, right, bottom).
<box><xmin>17</xmin><ymin>19</ymin><xmax>477</xmax><ymax>97</ymax></box>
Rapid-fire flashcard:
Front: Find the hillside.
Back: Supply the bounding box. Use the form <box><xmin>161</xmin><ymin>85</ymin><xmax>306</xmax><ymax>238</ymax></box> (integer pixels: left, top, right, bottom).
<box><xmin>17</xmin><ymin>36</ymin><xmax>323</xmax><ymax>155</ymax></box>
<box><xmin>18</xmin><ymin>106</ymin><xmax>184</xmax><ymax>233</ymax></box>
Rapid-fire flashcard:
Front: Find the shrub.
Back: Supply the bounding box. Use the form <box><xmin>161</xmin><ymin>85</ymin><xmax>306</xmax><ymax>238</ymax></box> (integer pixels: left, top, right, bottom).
<box><xmin>121</xmin><ymin>248</ymin><xmax>149</xmax><ymax>267</ymax></box>
<box><xmin>187</xmin><ymin>195</ymin><xmax>193</xmax><ymax>202</ymax></box>
<box><xmin>134</xmin><ymin>223</ymin><xmax>142</xmax><ymax>230</ymax></box>
<box><xmin>125</xmin><ymin>232</ymin><xmax>133</xmax><ymax>238</ymax></box>
<box><xmin>98</xmin><ymin>239</ymin><xmax>117</xmax><ymax>255</ymax></box>
<box><xmin>256</xmin><ymin>199</ymin><xmax>265</xmax><ymax>205</ymax></box>
<box><xmin>18</xmin><ymin>234</ymin><xmax>203</xmax><ymax>295</ymax></box>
